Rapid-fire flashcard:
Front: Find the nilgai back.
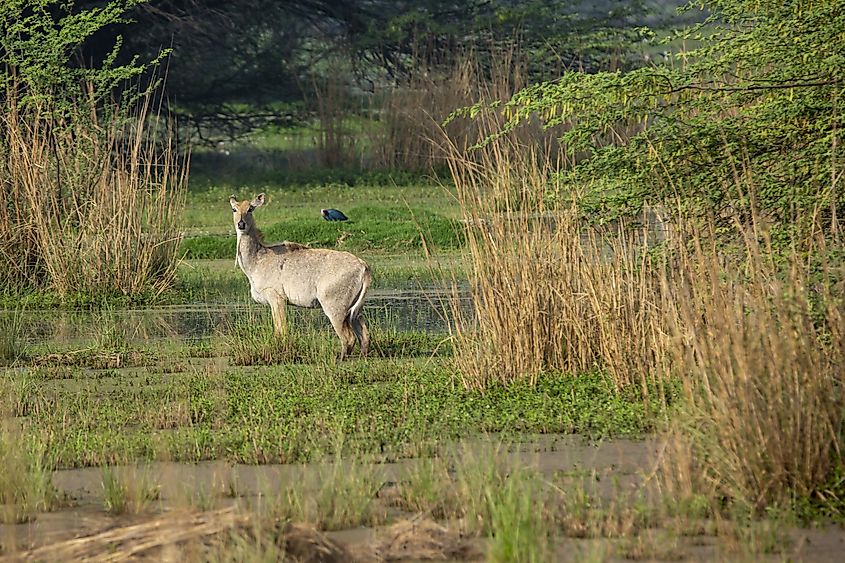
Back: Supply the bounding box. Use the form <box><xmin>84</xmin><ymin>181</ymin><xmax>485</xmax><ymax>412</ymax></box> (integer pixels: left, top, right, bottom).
<box><xmin>230</xmin><ymin>193</ymin><xmax>371</xmax><ymax>358</ymax></box>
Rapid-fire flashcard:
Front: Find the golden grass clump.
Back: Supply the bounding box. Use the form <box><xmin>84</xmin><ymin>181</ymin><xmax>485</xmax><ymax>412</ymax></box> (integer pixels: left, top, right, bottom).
<box><xmin>0</xmin><ymin>87</ymin><xmax>187</xmax><ymax>300</ymax></box>
<box><xmin>661</xmin><ymin>229</ymin><xmax>845</xmax><ymax>511</ymax></box>
<box><xmin>443</xmin><ymin>128</ymin><xmax>668</xmax><ymax>392</ymax></box>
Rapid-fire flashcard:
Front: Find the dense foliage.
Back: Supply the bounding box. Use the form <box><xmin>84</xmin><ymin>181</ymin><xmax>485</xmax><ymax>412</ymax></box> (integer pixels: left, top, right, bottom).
<box><xmin>476</xmin><ymin>0</ymin><xmax>845</xmax><ymax>230</ymax></box>
<box><xmin>1</xmin><ymin>1</ymin><xmax>185</xmax><ymax>301</ymax></box>
<box><xmin>0</xmin><ymin>0</ymin><xmax>159</xmax><ymax>108</ymax></box>
<box><xmin>16</xmin><ymin>0</ymin><xmax>688</xmax><ymax>142</ymax></box>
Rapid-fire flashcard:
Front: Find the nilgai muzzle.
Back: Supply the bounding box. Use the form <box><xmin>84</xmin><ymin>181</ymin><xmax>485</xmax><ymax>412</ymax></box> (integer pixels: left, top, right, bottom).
<box><xmin>230</xmin><ymin>193</ymin><xmax>371</xmax><ymax>359</ymax></box>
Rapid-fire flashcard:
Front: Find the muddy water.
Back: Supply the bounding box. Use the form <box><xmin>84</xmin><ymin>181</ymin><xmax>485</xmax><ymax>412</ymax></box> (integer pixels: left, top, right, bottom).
<box><xmin>3</xmin><ymin>436</ymin><xmax>656</xmax><ymax>553</ymax></box>
<box><xmin>2</xmin><ymin>289</ymin><xmax>467</xmax><ymax>348</ymax></box>
<box><xmin>43</xmin><ymin>436</ymin><xmax>659</xmax><ymax>508</ymax></box>
<box><xmin>4</xmin><ymin>436</ymin><xmax>845</xmax><ymax>562</ymax></box>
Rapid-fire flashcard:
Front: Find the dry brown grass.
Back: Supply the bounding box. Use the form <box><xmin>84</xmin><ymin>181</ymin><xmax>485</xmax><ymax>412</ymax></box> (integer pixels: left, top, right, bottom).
<box><xmin>0</xmin><ymin>85</ymin><xmax>187</xmax><ymax>300</ymax></box>
<box><xmin>309</xmin><ymin>74</ymin><xmax>361</xmax><ymax>169</ymax></box>
<box><xmin>442</xmin><ymin>128</ymin><xmax>668</xmax><ymax>392</ymax></box>
<box><xmin>370</xmin><ymin>46</ymin><xmax>557</xmax><ymax>173</ymax></box>
<box><xmin>9</xmin><ymin>508</ymin><xmax>481</xmax><ymax>563</ymax></box>
<box><xmin>660</xmin><ymin>226</ymin><xmax>845</xmax><ymax>512</ymax></box>
<box><xmin>352</xmin><ymin>516</ymin><xmax>481</xmax><ymax>562</ymax></box>
<box><xmin>444</xmin><ymin>104</ymin><xmax>844</xmax><ymax>513</ymax></box>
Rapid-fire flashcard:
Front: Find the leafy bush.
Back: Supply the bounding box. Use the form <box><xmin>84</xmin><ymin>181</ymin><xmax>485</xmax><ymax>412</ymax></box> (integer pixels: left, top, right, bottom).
<box><xmin>465</xmin><ymin>0</ymin><xmax>845</xmax><ymax>233</ymax></box>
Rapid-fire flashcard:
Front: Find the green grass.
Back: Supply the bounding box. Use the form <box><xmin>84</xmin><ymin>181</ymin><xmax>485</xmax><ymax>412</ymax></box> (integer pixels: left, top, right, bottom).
<box><xmin>258</xmin><ymin>459</ymin><xmax>388</xmax><ymax>531</ymax></box>
<box><xmin>183</xmin><ymin>181</ymin><xmax>459</xmax><ymax>236</ymax></box>
<box><xmin>486</xmin><ymin>469</ymin><xmax>552</xmax><ymax>563</ymax></box>
<box><xmin>0</xmin><ymin>310</ymin><xmax>25</xmax><ymax>364</ymax></box>
<box><xmin>0</xmin><ymin>430</ymin><xmax>58</xmax><ymax>524</ymax></box>
<box><xmin>3</xmin><ymin>351</ymin><xmax>663</xmax><ymax>469</ymax></box>
<box><xmin>101</xmin><ymin>464</ymin><xmax>161</xmax><ymax>515</ymax></box>
<box><xmin>180</xmin><ymin>206</ymin><xmax>464</xmax><ymax>259</ymax></box>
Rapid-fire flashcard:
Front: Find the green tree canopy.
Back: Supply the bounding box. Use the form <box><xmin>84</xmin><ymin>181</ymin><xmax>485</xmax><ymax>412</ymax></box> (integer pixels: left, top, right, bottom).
<box><xmin>44</xmin><ymin>0</ymin><xmax>680</xmax><ymax>142</ymax></box>
<box><xmin>480</xmin><ymin>0</ymin><xmax>844</xmax><ymax>230</ymax></box>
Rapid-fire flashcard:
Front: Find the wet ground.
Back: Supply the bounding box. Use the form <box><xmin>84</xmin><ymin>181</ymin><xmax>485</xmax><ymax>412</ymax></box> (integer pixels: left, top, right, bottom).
<box><xmin>3</xmin><ymin>275</ymin><xmax>845</xmax><ymax>561</ymax></box>
<box><xmin>2</xmin><ymin>436</ymin><xmax>656</xmax><ymax>552</ymax></box>
<box><xmin>5</xmin><ymin>288</ymin><xmax>464</xmax><ymax>347</ymax></box>
<box><xmin>3</xmin><ymin>436</ymin><xmax>845</xmax><ymax>561</ymax></box>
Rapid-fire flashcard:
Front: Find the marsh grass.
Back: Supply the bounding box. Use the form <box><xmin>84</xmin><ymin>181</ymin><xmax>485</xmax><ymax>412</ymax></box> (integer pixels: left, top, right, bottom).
<box><xmin>259</xmin><ymin>460</ymin><xmax>387</xmax><ymax>531</ymax></box>
<box><xmin>101</xmin><ymin>463</ymin><xmax>161</xmax><ymax>515</ymax></box>
<box><xmin>659</xmin><ymin>226</ymin><xmax>845</xmax><ymax>514</ymax></box>
<box><xmin>0</xmin><ymin>85</ymin><xmax>187</xmax><ymax>301</ymax></box>
<box><xmin>368</xmin><ymin>325</ymin><xmax>450</xmax><ymax>358</ymax></box>
<box><xmin>394</xmin><ymin>456</ymin><xmax>457</xmax><ymax>517</ymax></box>
<box><xmin>0</xmin><ymin>369</ymin><xmax>44</xmax><ymax>419</ymax></box>
<box><xmin>445</xmin><ymin>108</ymin><xmax>845</xmax><ymax>517</ymax></box>
<box><xmin>547</xmin><ymin>479</ymin><xmax>656</xmax><ymax>541</ymax></box>
<box><xmin>313</xmin><ymin>461</ymin><xmax>387</xmax><ymax>531</ymax></box>
<box><xmin>225</xmin><ymin>312</ymin><xmax>336</xmax><ymax>365</ymax></box>
<box><xmin>28</xmin><ymin>313</ymin><xmax>151</xmax><ymax>368</ymax></box>
<box><xmin>0</xmin><ymin>430</ymin><xmax>58</xmax><ymax>524</ymax></box>
<box><xmin>486</xmin><ymin>469</ymin><xmax>552</xmax><ymax>563</ymax></box>
<box><xmin>447</xmin><ymin>441</ymin><xmax>510</xmax><ymax>535</ymax></box>
<box><xmin>0</xmin><ymin>310</ymin><xmax>26</xmax><ymax>364</ymax></box>
<box><xmin>617</xmin><ymin>529</ymin><xmax>684</xmax><ymax>561</ymax></box>
<box><xmin>372</xmin><ymin>46</ymin><xmax>545</xmax><ymax>173</ymax></box>
<box><xmin>444</xmin><ymin>133</ymin><xmax>668</xmax><ymax>392</ymax></box>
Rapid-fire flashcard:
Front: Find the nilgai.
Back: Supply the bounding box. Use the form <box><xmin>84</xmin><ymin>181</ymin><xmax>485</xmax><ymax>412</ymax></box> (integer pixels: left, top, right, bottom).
<box><xmin>230</xmin><ymin>193</ymin><xmax>371</xmax><ymax>358</ymax></box>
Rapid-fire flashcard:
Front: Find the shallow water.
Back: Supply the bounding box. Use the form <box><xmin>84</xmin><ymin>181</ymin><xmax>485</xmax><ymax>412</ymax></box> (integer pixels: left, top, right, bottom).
<box><xmin>2</xmin><ymin>289</ymin><xmax>467</xmax><ymax>348</ymax></box>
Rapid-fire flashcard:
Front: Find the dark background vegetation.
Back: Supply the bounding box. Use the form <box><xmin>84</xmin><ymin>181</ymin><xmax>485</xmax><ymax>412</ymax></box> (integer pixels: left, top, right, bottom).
<box><xmin>60</xmin><ymin>0</ymin><xmax>696</xmax><ymax>144</ymax></box>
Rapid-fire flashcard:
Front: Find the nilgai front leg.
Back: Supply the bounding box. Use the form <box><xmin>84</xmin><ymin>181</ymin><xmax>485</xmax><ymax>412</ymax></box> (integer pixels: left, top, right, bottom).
<box><xmin>267</xmin><ymin>289</ymin><xmax>289</xmax><ymax>338</ymax></box>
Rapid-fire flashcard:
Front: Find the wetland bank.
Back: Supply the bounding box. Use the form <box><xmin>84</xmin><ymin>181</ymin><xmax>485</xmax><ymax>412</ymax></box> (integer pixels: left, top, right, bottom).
<box><xmin>3</xmin><ymin>0</ymin><xmax>845</xmax><ymax>560</ymax></box>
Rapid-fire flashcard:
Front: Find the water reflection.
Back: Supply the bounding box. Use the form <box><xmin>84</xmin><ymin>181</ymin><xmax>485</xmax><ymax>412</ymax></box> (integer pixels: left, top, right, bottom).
<box><xmin>2</xmin><ymin>289</ymin><xmax>469</xmax><ymax>346</ymax></box>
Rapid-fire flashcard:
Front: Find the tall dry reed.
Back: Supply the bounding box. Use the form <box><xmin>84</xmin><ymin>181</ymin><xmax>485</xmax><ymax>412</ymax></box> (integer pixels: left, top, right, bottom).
<box><xmin>0</xmin><ymin>88</ymin><xmax>187</xmax><ymax>299</ymax></box>
<box><xmin>445</xmin><ymin>104</ymin><xmax>844</xmax><ymax>509</ymax></box>
<box><xmin>372</xmin><ymin>46</ymin><xmax>549</xmax><ymax>172</ymax></box>
<box><xmin>660</xmin><ymin>225</ymin><xmax>845</xmax><ymax>511</ymax></box>
<box><xmin>309</xmin><ymin>75</ymin><xmax>360</xmax><ymax>169</ymax></box>
<box><xmin>443</xmin><ymin>127</ymin><xmax>668</xmax><ymax>392</ymax></box>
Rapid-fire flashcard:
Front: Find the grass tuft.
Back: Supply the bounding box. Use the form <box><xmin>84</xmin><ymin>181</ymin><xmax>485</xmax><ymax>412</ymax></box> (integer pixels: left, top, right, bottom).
<box><xmin>101</xmin><ymin>464</ymin><xmax>161</xmax><ymax>515</ymax></box>
<box><xmin>226</xmin><ymin>313</ymin><xmax>336</xmax><ymax>365</ymax></box>
<box><xmin>486</xmin><ymin>469</ymin><xmax>552</xmax><ymax>563</ymax></box>
<box><xmin>0</xmin><ymin>310</ymin><xmax>26</xmax><ymax>364</ymax></box>
<box><xmin>0</xmin><ymin>430</ymin><xmax>58</xmax><ymax>524</ymax></box>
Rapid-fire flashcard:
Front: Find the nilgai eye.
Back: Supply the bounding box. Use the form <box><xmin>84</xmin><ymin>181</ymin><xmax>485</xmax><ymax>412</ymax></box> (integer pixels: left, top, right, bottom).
<box><xmin>247</xmin><ymin>205</ymin><xmax>255</xmax><ymax>213</ymax></box>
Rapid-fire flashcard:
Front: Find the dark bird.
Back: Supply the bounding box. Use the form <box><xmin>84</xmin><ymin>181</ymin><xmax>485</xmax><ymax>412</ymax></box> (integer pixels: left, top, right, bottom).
<box><xmin>321</xmin><ymin>208</ymin><xmax>348</xmax><ymax>222</ymax></box>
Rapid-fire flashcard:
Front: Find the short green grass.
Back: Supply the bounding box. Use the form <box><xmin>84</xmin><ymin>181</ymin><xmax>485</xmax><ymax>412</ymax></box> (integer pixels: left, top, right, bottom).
<box><xmin>3</xmin><ymin>345</ymin><xmax>663</xmax><ymax>468</ymax></box>
<box><xmin>181</xmin><ymin>205</ymin><xmax>464</xmax><ymax>258</ymax></box>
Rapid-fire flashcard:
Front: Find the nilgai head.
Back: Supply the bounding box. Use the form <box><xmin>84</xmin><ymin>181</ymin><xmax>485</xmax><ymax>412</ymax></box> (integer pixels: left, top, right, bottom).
<box><xmin>229</xmin><ymin>193</ymin><xmax>266</xmax><ymax>234</ymax></box>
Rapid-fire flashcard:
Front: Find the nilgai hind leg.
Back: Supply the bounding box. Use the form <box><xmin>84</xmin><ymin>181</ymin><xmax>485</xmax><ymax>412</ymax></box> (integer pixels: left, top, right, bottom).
<box><xmin>326</xmin><ymin>309</ymin><xmax>358</xmax><ymax>360</ymax></box>
<box><xmin>350</xmin><ymin>315</ymin><xmax>369</xmax><ymax>357</ymax></box>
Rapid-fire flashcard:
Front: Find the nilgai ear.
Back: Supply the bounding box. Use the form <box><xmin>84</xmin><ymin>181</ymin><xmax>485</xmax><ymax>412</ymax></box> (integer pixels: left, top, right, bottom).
<box><xmin>229</xmin><ymin>196</ymin><xmax>238</xmax><ymax>209</ymax></box>
<box><xmin>251</xmin><ymin>193</ymin><xmax>266</xmax><ymax>208</ymax></box>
